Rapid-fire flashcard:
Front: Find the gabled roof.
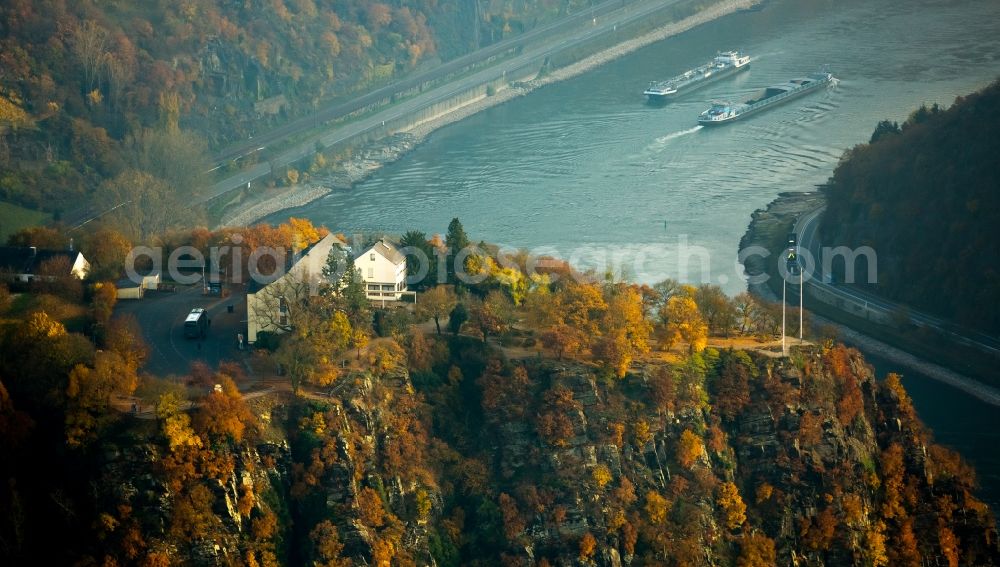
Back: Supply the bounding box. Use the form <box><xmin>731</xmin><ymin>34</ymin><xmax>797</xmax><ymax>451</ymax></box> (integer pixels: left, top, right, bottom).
<box><xmin>247</xmin><ymin>233</ymin><xmax>345</xmax><ymax>294</ymax></box>
<box><xmin>356</xmin><ymin>239</ymin><xmax>405</xmax><ymax>266</ymax></box>
<box><xmin>0</xmin><ymin>246</ymin><xmax>81</xmax><ymax>275</ymax></box>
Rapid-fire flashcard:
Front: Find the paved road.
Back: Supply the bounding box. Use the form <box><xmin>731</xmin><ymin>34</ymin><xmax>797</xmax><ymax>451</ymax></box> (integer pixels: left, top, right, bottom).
<box><xmin>115</xmin><ymin>284</ymin><xmax>250</xmax><ymax>377</ymax></box>
<box><xmin>198</xmin><ymin>0</ymin><xmax>685</xmax><ymax>205</ymax></box>
<box><xmin>795</xmin><ymin>206</ymin><xmax>1000</xmax><ymax>357</ymax></box>
<box><xmin>209</xmin><ymin>0</ymin><xmax>644</xmax><ymax>167</ymax></box>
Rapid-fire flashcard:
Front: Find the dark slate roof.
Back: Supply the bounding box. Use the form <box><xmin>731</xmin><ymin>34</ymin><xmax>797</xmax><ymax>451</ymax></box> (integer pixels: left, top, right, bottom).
<box><xmin>0</xmin><ymin>247</ymin><xmax>79</xmax><ymax>275</ymax></box>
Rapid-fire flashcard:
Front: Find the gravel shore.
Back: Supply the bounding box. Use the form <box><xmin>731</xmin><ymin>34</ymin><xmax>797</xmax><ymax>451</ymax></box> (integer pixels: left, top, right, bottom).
<box><xmin>219</xmin><ymin>185</ymin><xmax>333</xmax><ymax>228</ymax></box>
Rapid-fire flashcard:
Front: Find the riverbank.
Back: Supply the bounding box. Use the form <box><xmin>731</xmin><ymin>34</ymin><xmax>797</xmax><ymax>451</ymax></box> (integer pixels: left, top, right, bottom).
<box><xmin>217</xmin><ymin>0</ymin><xmax>760</xmax><ymax>228</ymax></box>
<box><xmin>217</xmin><ymin>134</ymin><xmax>419</xmax><ymax>227</ymax></box>
<box><xmin>740</xmin><ymin>191</ymin><xmax>1000</xmax><ymax>407</ymax></box>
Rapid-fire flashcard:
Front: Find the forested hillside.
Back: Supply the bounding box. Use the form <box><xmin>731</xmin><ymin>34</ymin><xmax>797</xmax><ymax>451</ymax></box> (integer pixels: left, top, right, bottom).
<box><xmin>0</xmin><ymin>0</ymin><xmax>581</xmax><ymax>215</ymax></box>
<box><xmin>1</xmin><ymin>217</ymin><xmax>997</xmax><ymax>565</ymax></box>
<box><xmin>820</xmin><ymin>79</ymin><xmax>1000</xmax><ymax>334</ymax></box>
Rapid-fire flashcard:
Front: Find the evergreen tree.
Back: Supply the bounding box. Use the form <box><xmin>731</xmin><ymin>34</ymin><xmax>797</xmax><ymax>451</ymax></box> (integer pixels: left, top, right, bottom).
<box><xmin>445</xmin><ymin>218</ymin><xmax>470</xmax><ymax>284</ymax></box>
<box><xmin>338</xmin><ymin>266</ymin><xmax>371</xmax><ymax>331</ymax></box>
<box><xmin>448</xmin><ymin>302</ymin><xmax>468</xmax><ymax>336</ymax></box>
<box><xmin>399</xmin><ymin>230</ymin><xmax>436</xmax><ymax>289</ymax></box>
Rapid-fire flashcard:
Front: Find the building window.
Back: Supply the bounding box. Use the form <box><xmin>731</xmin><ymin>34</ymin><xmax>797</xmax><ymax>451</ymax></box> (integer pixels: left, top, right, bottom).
<box><xmin>367</xmin><ymin>267</ymin><xmax>374</xmax><ymax>278</ymax></box>
<box><xmin>278</xmin><ymin>297</ymin><xmax>289</xmax><ymax>327</ymax></box>
<box><xmin>370</xmin><ymin>253</ymin><xmax>375</xmax><ymax>261</ymax></box>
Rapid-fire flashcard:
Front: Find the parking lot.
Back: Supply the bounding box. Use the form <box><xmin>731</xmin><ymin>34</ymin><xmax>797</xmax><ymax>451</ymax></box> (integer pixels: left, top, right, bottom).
<box><xmin>115</xmin><ymin>284</ymin><xmax>249</xmax><ymax>378</ymax></box>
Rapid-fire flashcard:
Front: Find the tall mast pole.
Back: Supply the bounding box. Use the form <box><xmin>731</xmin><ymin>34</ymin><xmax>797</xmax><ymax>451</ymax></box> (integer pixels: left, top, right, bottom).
<box><xmin>782</xmin><ymin>277</ymin><xmax>787</xmax><ymax>356</ymax></box>
<box><xmin>799</xmin><ymin>268</ymin><xmax>803</xmax><ymax>343</ymax></box>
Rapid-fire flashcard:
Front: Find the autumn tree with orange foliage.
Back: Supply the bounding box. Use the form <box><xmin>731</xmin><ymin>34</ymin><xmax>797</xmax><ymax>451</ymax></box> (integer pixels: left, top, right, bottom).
<box><xmin>535</xmin><ymin>384</ymin><xmax>580</xmax><ymax>447</ymax></box>
<box><xmin>711</xmin><ymin>350</ymin><xmax>753</xmax><ymax>421</ymax></box>
<box><xmin>65</xmin><ymin>349</ymin><xmax>139</xmax><ymax>446</ymax></box>
<box><xmin>890</xmin><ymin>518</ymin><xmax>922</xmax><ymax>567</ymax></box>
<box><xmin>82</xmin><ymin>227</ymin><xmax>132</xmax><ymax>280</ymax></box>
<box><xmin>540</xmin><ymin>323</ymin><xmax>586</xmax><ymax>360</ymax></box>
<box><xmin>883</xmin><ymin>372</ymin><xmax>917</xmax><ymax>422</ymax></box>
<box><xmin>419</xmin><ymin>285</ymin><xmax>457</xmax><ymax>335</ymax></box>
<box><xmin>738</xmin><ymin>532</ymin><xmax>776</xmax><ymax>567</ymax></box>
<box><xmin>798</xmin><ymin>411</ymin><xmax>824</xmax><ymax>447</ymax></box>
<box><xmin>578</xmin><ymin>532</ymin><xmax>597</xmax><ymax>561</ymax></box>
<box><xmin>800</xmin><ymin>506</ymin><xmax>837</xmax><ymax>551</ymax></box>
<box><xmin>310</xmin><ymin>520</ymin><xmax>351</xmax><ymax>567</ymax></box>
<box><xmin>356</xmin><ymin>487</ymin><xmax>386</xmax><ymax>529</ymax></box>
<box><xmin>193</xmin><ymin>376</ymin><xmax>257</xmax><ymax>443</ymax></box>
<box><xmin>479</xmin><ymin>361</ymin><xmax>532</xmax><ymax>424</ymax></box>
<box><xmin>469</xmin><ymin>290</ymin><xmax>515</xmax><ymax>344</ymax></box>
<box><xmin>498</xmin><ymin>493</ymin><xmax>525</xmax><ymax>542</ymax></box>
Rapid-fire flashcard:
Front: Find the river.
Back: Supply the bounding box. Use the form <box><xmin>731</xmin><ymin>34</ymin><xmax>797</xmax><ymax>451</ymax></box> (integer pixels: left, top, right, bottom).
<box><xmin>274</xmin><ymin>0</ymin><xmax>1000</xmax><ymax>506</ymax></box>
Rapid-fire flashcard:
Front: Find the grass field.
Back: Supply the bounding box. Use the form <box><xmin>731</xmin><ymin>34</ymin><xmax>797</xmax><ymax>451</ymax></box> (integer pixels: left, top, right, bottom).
<box><xmin>0</xmin><ymin>201</ymin><xmax>50</xmax><ymax>242</ymax></box>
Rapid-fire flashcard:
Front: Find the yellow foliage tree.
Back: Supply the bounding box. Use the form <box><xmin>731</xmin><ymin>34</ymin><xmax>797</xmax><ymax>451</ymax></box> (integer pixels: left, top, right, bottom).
<box><xmin>592</xmin><ymin>464</ymin><xmax>613</xmax><ymax>489</ymax></box>
<box><xmin>716</xmin><ymin>482</ymin><xmax>747</xmax><ymax>530</ymax></box>
<box><xmin>0</xmin><ymin>91</ymin><xmax>33</xmax><ymax>133</ymax></box>
<box><xmin>157</xmin><ymin>392</ymin><xmax>202</xmax><ymax>452</ymax></box>
<box><xmin>65</xmin><ymin>350</ymin><xmax>139</xmax><ymax>446</ymax></box>
<box><xmin>677</xmin><ymin>429</ymin><xmax>705</xmax><ymax>469</ymax></box>
<box><xmin>658</xmin><ymin>295</ymin><xmax>708</xmax><ymax>353</ymax></box>
<box><xmin>644</xmin><ymin>491</ymin><xmax>670</xmax><ymax>524</ymax></box>
<box><xmin>592</xmin><ymin>287</ymin><xmax>651</xmax><ymax>377</ymax></box>
<box><xmin>557</xmin><ymin>282</ymin><xmax>607</xmax><ymax>338</ymax></box>
<box><xmin>633</xmin><ymin>419</ymin><xmax>652</xmax><ymax>447</ymax></box>
<box><xmin>865</xmin><ymin>521</ymin><xmax>889</xmax><ymax>567</ymax></box>
<box><xmin>287</xmin><ymin>217</ymin><xmax>324</xmax><ymax>249</ymax></box>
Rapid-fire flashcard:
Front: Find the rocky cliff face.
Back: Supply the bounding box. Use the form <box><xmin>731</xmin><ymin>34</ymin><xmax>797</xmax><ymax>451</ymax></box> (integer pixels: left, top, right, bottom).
<box><xmin>462</xmin><ymin>345</ymin><xmax>998</xmax><ymax>566</ymax></box>
<box><xmin>87</xmin><ymin>342</ymin><xmax>997</xmax><ymax>566</ymax></box>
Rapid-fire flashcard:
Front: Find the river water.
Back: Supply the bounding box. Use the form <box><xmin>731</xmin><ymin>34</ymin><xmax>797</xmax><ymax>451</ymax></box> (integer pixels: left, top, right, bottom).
<box><xmin>275</xmin><ymin>0</ymin><xmax>1000</xmax><ymax>506</ymax></box>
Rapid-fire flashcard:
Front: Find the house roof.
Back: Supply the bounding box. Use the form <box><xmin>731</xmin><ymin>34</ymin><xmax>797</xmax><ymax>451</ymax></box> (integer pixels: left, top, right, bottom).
<box><xmin>247</xmin><ymin>233</ymin><xmax>345</xmax><ymax>294</ymax></box>
<box><xmin>356</xmin><ymin>239</ymin><xmax>405</xmax><ymax>266</ymax></box>
<box><xmin>0</xmin><ymin>246</ymin><xmax>81</xmax><ymax>275</ymax></box>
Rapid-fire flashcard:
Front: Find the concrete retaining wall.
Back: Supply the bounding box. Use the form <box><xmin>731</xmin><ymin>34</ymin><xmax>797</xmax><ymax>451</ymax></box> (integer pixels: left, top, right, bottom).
<box><xmin>806</xmin><ymin>283</ymin><xmax>893</xmax><ymax>326</ymax></box>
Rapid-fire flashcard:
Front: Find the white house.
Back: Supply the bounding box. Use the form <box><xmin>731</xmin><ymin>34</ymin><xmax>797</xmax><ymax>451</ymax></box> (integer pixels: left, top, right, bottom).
<box><xmin>353</xmin><ymin>239</ymin><xmax>407</xmax><ymax>302</ymax></box>
<box><xmin>0</xmin><ymin>246</ymin><xmax>89</xmax><ymax>283</ymax></box>
<box><xmin>245</xmin><ymin>233</ymin><xmax>344</xmax><ymax>345</ymax></box>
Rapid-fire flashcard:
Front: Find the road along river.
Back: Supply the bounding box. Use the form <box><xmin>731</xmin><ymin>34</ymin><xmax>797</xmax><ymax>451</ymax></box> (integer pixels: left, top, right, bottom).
<box><xmin>276</xmin><ymin>0</ymin><xmax>1000</xmax><ymax>295</ymax></box>
<box><xmin>274</xmin><ymin>0</ymin><xmax>1000</xmax><ymax>508</ymax></box>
